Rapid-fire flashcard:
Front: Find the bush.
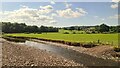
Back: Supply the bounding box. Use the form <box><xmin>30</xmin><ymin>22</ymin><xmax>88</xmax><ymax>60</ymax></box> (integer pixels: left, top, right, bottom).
<box><xmin>37</xmin><ymin>32</ymin><xmax>41</xmax><ymax>34</ymax></box>
<box><xmin>24</xmin><ymin>32</ymin><xmax>30</xmax><ymax>34</ymax></box>
<box><xmin>85</xmin><ymin>31</ymin><xmax>91</xmax><ymax>34</ymax></box>
<box><xmin>82</xmin><ymin>42</ymin><xmax>97</xmax><ymax>48</ymax></box>
<box><xmin>63</xmin><ymin>32</ymin><xmax>69</xmax><ymax>34</ymax></box>
<box><xmin>91</xmin><ymin>31</ymin><xmax>95</xmax><ymax>33</ymax></box>
<box><xmin>114</xmin><ymin>47</ymin><xmax>120</xmax><ymax>52</ymax></box>
<box><xmin>72</xmin><ymin>32</ymin><xmax>76</xmax><ymax>34</ymax></box>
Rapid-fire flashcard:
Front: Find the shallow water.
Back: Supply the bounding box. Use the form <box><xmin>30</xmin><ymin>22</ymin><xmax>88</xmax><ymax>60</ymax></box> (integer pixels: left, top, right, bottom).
<box><xmin>20</xmin><ymin>41</ymin><xmax>118</xmax><ymax>66</ymax></box>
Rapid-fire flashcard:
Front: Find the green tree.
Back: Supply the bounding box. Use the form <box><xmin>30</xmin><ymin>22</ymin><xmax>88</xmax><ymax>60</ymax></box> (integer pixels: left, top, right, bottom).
<box><xmin>99</xmin><ymin>24</ymin><xmax>109</xmax><ymax>33</ymax></box>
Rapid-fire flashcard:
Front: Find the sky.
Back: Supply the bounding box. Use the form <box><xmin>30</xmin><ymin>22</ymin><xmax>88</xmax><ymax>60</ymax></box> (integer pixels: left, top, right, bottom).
<box><xmin>0</xmin><ymin>0</ymin><xmax>119</xmax><ymax>27</ymax></box>
<box><xmin>0</xmin><ymin>0</ymin><xmax>117</xmax><ymax>2</ymax></box>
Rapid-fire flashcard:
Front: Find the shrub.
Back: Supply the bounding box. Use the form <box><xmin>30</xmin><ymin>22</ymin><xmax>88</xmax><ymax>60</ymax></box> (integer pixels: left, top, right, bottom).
<box><xmin>85</xmin><ymin>31</ymin><xmax>91</xmax><ymax>34</ymax></box>
<box><xmin>82</xmin><ymin>42</ymin><xmax>97</xmax><ymax>48</ymax></box>
<box><xmin>24</xmin><ymin>32</ymin><xmax>30</xmax><ymax>34</ymax></box>
<box><xmin>63</xmin><ymin>32</ymin><xmax>69</xmax><ymax>34</ymax></box>
<box><xmin>114</xmin><ymin>47</ymin><xmax>120</xmax><ymax>52</ymax></box>
<box><xmin>37</xmin><ymin>32</ymin><xmax>41</xmax><ymax>34</ymax></box>
<box><xmin>72</xmin><ymin>32</ymin><xmax>76</xmax><ymax>34</ymax></box>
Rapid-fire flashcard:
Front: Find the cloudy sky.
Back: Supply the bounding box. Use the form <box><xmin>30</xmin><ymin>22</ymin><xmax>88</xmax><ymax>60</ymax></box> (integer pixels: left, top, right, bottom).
<box><xmin>0</xmin><ymin>0</ymin><xmax>119</xmax><ymax>27</ymax></box>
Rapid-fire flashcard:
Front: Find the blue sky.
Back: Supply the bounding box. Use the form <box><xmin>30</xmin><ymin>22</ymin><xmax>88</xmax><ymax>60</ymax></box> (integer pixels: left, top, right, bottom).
<box><xmin>1</xmin><ymin>2</ymin><xmax>119</xmax><ymax>27</ymax></box>
<box><xmin>2</xmin><ymin>0</ymin><xmax>112</xmax><ymax>2</ymax></box>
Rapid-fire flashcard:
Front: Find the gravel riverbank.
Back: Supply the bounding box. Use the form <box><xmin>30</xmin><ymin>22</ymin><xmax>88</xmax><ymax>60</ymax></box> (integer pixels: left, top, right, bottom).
<box><xmin>1</xmin><ymin>38</ymin><xmax>119</xmax><ymax>67</ymax></box>
<box><xmin>2</xmin><ymin>40</ymin><xmax>82</xmax><ymax>66</ymax></box>
<box><xmin>31</xmin><ymin>39</ymin><xmax>120</xmax><ymax>61</ymax></box>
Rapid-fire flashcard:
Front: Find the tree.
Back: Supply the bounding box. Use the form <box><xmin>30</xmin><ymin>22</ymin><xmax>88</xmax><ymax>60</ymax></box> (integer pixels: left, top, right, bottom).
<box><xmin>116</xmin><ymin>25</ymin><xmax>120</xmax><ymax>33</ymax></box>
<box><xmin>69</xmin><ymin>26</ymin><xmax>75</xmax><ymax>30</ymax></box>
<box><xmin>99</xmin><ymin>24</ymin><xmax>109</xmax><ymax>33</ymax></box>
<box><xmin>2</xmin><ymin>22</ymin><xmax>58</xmax><ymax>33</ymax></box>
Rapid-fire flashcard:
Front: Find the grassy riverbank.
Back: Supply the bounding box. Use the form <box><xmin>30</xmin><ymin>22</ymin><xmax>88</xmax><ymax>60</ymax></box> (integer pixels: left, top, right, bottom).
<box><xmin>5</xmin><ymin>33</ymin><xmax>119</xmax><ymax>47</ymax></box>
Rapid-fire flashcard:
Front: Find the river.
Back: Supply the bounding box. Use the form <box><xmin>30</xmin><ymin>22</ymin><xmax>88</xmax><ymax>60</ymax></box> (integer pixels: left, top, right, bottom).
<box><xmin>18</xmin><ymin>40</ymin><xmax>119</xmax><ymax>67</ymax></box>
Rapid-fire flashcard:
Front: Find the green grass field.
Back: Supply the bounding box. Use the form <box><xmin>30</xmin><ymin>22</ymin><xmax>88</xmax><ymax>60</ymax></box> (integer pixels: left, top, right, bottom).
<box><xmin>5</xmin><ymin>33</ymin><xmax>119</xmax><ymax>47</ymax></box>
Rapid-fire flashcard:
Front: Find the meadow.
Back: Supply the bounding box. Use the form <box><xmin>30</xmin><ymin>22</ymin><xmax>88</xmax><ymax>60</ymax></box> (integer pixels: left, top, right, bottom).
<box><xmin>5</xmin><ymin>33</ymin><xmax>119</xmax><ymax>47</ymax></box>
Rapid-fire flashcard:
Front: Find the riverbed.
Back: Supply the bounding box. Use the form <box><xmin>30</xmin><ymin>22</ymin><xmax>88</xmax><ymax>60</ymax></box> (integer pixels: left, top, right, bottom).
<box><xmin>1</xmin><ymin>38</ymin><xmax>120</xmax><ymax>67</ymax></box>
<box><xmin>2</xmin><ymin>39</ymin><xmax>81</xmax><ymax>66</ymax></box>
<box><xmin>18</xmin><ymin>40</ymin><xmax>119</xmax><ymax>66</ymax></box>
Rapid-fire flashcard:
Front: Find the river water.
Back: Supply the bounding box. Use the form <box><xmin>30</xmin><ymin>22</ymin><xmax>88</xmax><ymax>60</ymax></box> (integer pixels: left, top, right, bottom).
<box><xmin>19</xmin><ymin>41</ymin><xmax>119</xmax><ymax>66</ymax></box>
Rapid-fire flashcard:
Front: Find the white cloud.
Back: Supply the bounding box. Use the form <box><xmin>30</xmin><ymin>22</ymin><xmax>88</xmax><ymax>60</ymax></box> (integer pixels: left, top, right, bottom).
<box><xmin>109</xmin><ymin>14</ymin><xmax>120</xmax><ymax>19</ymax></box>
<box><xmin>112</xmin><ymin>0</ymin><xmax>120</xmax><ymax>2</ymax></box>
<box><xmin>50</xmin><ymin>0</ymin><xmax>55</xmax><ymax>4</ymax></box>
<box><xmin>20</xmin><ymin>5</ymin><xmax>29</xmax><ymax>8</ymax></box>
<box><xmin>56</xmin><ymin>2</ymin><xmax>87</xmax><ymax>18</ymax></box>
<box><xmin>49</xmin><ymin>20</ymin><xmax>57</xmax><ymax>24</ymax></box>
<box><xmin>111</xmin><ymin>3</ymin><xmax>118</xmax><ymax>8</ymax></box>
<box><xmin>63</xmin><ymin>1</ymin><xmax>72</xmax><ymax>8</ymax></box>
<box><xmin>56</xmin><ymin>8</ymin><xmax>87</xmax><ymax>18</ymax></box>
<box><xmin>76</xmin><ymin>8</ymin><xmax>88</xmax><ymax>14</ymax></box>
<box><xmin>51</xmin><ymin>13</ymin><xmax>57</xmax><ymax>17</ymax></box>
<box><xmin>111</xmin><ymin>0</ymin><xmax>119</xmax><ymax>9</ymax></box>
<box><xmin>64</xmin><ymin>2</ymin><xmax>72</xmax><ymax>8</ymax></box>
<box><xmin>40</xmin><ymin>5</ymin><xmax>53</xmax><ymax>10</ymax></box>
<box><xmin>1</xmin><ymin>5</ymin><xmax>56</xmax><ymax>26</ymax></box>
<box><xmin>39</xmin><ymin>5</ymin><xmax>53</xmax><ymax>14</ymax></box>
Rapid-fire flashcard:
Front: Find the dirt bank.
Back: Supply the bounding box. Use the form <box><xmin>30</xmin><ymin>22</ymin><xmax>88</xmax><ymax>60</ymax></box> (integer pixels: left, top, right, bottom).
<box><xmin>1</xmin><ymin>40</ymin><xmax>82</xmax><ymax>66</ymax></box>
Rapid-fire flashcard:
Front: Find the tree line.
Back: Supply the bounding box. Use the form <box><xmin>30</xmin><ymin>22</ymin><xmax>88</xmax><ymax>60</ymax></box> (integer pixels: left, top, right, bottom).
<box><xmin>1</xmin><ymin>22</ymin><xmax>120</xmax><ymax>33</ymax></box>
<box><xmin>62</xmin><ymin>24</ymin><xmax>120</xmax><ymax>33</ymax></box>
<box><xmin>2</xmin><ymin>22</ymin><xmax>58</xmax><ymax>33</ymax></box>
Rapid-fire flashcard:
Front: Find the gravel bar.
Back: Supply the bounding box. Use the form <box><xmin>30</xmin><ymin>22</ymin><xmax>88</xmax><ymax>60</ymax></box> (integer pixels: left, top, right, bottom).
<box><xmin>2</xmin><ymin>40</ymin><xmax>82</xmax><ymax>66</ymax></box>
